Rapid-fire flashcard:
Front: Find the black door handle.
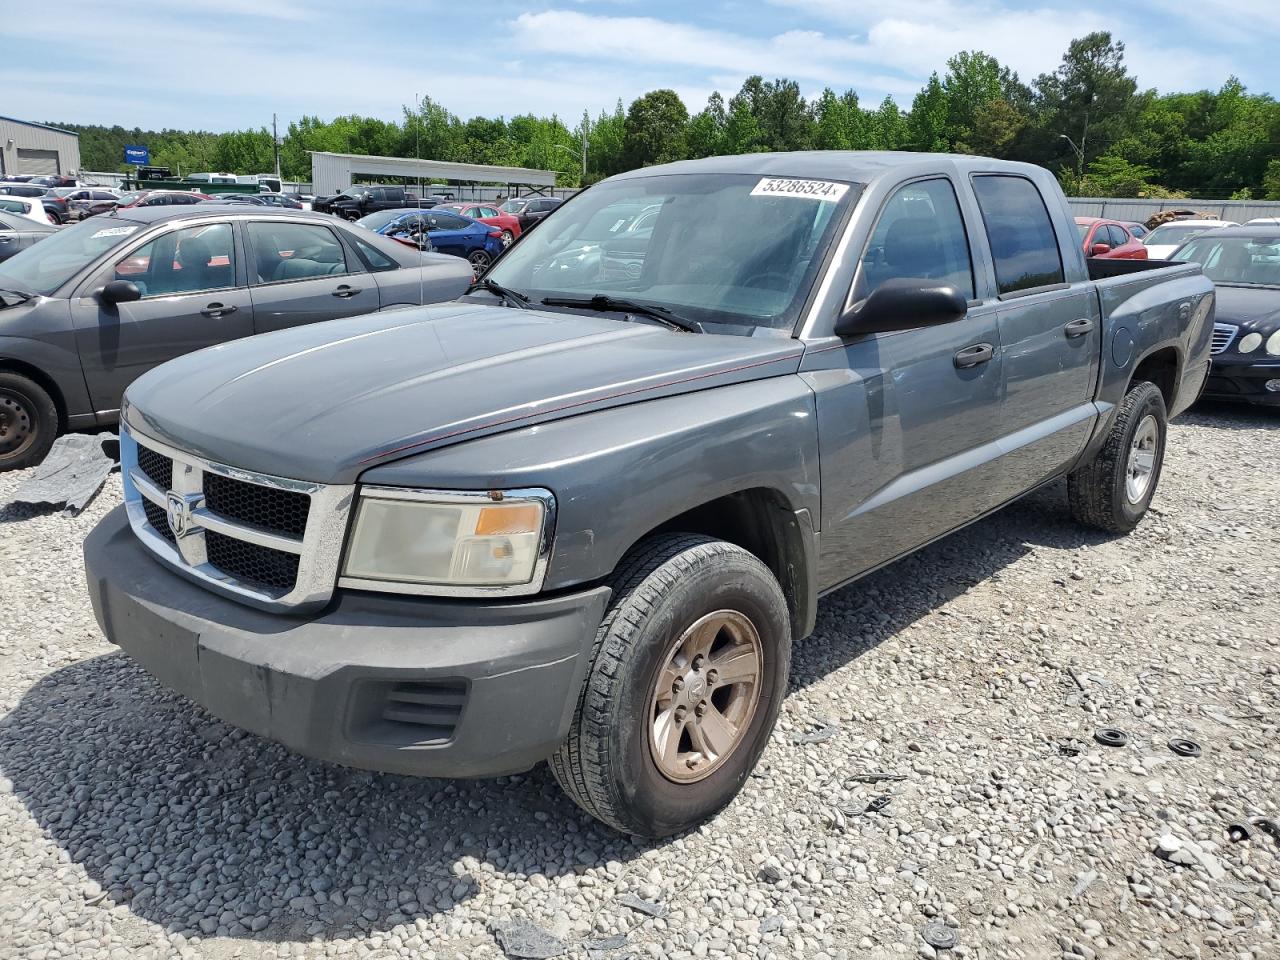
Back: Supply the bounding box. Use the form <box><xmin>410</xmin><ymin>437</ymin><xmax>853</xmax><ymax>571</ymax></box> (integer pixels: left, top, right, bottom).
<box><xmin>1064</xmin><ymin>317</ymin><xmax>1095</xmax><ymax>338</ymax></box>
<box><xmin>332</xmin><ymin>285</ymin><xmax>362</xmax><ymax>298</ymax></box>
<box><xmin>200</xmin><ymin>303</ymin><xmax>238</xmax><ymax>318</ymax></box>
<box><xmin>953</xmin><ymin>342</ymin><xmax>995</xmax><ymax>368</ymax></box>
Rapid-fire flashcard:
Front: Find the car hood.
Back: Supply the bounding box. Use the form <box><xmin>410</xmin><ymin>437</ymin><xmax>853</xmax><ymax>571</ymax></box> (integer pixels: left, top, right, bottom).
<box><xmin>124</xmin><ymin>302</ymin><xmax>804</xmax><ymax>484</ymax></box>
<box><xmin>1214</xmin><ymin>285</ymin><xmax>1280</xmax><ymax>332</ymax></box>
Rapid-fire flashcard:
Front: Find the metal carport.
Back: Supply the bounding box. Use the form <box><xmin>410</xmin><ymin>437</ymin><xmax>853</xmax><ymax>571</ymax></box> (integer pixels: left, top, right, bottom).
<box><xmin>309</xmin><ymin>152</ymin><xmax>557</xmax><ymax>198</ymax></box>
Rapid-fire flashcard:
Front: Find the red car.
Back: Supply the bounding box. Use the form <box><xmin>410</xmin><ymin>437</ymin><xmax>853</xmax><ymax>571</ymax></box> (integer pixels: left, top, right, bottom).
<box><xmin>1075</xmin><ymin>217</ymin><xmax>1147</xmax><ymax>259</ymax></box>
<box><xmin>436</xmin><ymin>202</ymin><xmax>522</xmax><ymax>247</ymax></box>
<box><xmin>114</xmin><ymin>190</ymin><xmax>213</xmax><ymax>210</ymax></box>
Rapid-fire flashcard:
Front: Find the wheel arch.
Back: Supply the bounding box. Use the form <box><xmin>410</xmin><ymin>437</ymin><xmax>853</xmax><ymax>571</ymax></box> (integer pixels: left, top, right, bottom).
<box><xmin>1127</xmin><ymin>345</ymin><xmax>1181</xmax><ymax>411</ymax></box>
<box><xmin>0</xmin><ymin>356</ymin><xmax>67</xmax><ymax>431</ymax></box>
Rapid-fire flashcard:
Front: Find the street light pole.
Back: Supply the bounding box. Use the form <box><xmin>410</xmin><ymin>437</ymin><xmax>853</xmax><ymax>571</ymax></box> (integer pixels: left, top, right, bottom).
<box><xmin>1058</xmin><ymin>133</ymin><xmax>1085</xmax><ymax>180</ymax></box>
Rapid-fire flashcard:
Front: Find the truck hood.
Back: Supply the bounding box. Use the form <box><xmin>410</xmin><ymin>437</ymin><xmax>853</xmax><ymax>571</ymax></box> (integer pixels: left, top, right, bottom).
<box><xmin>124</xmin><ymin>302</ymin><xmax>804</xmax><ymax>483</ymax></box>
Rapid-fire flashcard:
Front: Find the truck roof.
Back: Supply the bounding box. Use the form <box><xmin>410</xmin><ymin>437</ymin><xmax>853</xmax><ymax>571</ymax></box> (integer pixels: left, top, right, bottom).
<box><xmin>612</xmin><ymin>150</ymin><xmax>1047</xmax><ymax>185</ymax></box>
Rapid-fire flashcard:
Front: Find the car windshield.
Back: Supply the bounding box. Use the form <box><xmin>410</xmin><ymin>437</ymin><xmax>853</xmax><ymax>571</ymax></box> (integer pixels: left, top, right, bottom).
<box><xmin>1174</xmin><ymin>236</ymin><xmax>1280</xmax><ymax>286</ymax></box>
<box><xmin>0</xmin><ymin>218</ymin><xmax>147</xmax><ymax>296</ymax></box>
<box><xmin>1075</xmin><ymin>222</ymin><xmax>1091</xmax><ymax>240</ymax></box>
<box><xmin>486</xmin><ymin>173</ymin><xmax>859</xmax><ymax>331</ymax></box>
<box><xmin>1145</xmin><ymin>223</ymin><xmax>1219</xmax><ymax>247</ymax></box>
<box><xmin>116</xmin><ymin>192</ymin><xmax>144</xmax><ymax>205</ymax></box>
<box><xmin>357</xmin><ymin>209</ymin><xmax>420</xmax><ymax>231</ymax></box>
<box><xmin>499</xmin><ymin>199</ymin><xmax>526</xmax><ymax>213</ymax></box>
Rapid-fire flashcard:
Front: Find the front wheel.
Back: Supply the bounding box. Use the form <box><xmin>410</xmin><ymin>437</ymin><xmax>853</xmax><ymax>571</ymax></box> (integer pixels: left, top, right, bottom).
<box><xmin>1068</xmin><ymin>380</ymin><xmax>1167</xmax><ymax>533</ymax></box>
<box><xmin>0</xmin><ymin>371</ymin><xmax>59</xmax><ymax>471</ymax></box>
<box><xmin>551</xmin><ymin>534</ymin><xmax>791</xmax><ymax>837</ymax></box>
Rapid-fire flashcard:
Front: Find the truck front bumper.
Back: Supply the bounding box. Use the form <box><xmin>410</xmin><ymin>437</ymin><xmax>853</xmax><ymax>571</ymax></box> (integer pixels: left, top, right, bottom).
<box><xmin>84</xmin><ymin>506</ymin><xmax>611</xmax><ymax>778</ymax></box>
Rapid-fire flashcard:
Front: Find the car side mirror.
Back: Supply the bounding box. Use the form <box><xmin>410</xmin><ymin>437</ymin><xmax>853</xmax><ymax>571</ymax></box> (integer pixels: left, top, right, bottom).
<box><xmin>1090</xmin><ymin>243</ymin><xmax>1111</xmax><ymax>256</ymax></box>
<box><xmin>834</xmin><ymin>278</ymin><xmax>968</xmax><ymax>337</ymax></box>
<box><xmin>100</xmin><ymin>279</ymin><xmax>142</xmax><ymax>304</ymax></box>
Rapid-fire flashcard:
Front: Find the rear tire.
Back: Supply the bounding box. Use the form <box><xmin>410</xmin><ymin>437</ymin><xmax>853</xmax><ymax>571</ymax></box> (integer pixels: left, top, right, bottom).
<box><xmin>551</xmin><ymin>534</ymin><xmax>791</xmax><ymax>837</ymax></box>
<box><xmin>1068</xmin><ymin>381</ymin><xmax>1167</xmax><ymax>533</ymax></box>
<box><xmin>468</xmin><ymin>249</ymin><xmax>493</xmax><ymax>276</ymax></box>
<box><xmin>500</xmin><ymin>230</ymin><xmax>514</xmax><ymax>247</ymax></box>
<box><xmin>0</xmin><ymin>372</ymin><xmax>59</xmax><ymax>472</ymax></box>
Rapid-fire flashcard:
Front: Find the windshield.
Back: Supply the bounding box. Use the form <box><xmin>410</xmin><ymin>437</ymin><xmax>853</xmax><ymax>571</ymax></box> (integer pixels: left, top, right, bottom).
<box><xmin>1175</xmin><ymin>236</ymin><xmax>1280</xmax><ymax>286</ymax></box>
<box><xmin>486</xmin><ymin>173</ymin><xmax>858</xmax><ymax>331</ymax></box>
<box><xmin>1145</xmin><ymin>223</ymin><xmax>1220</xmax><ymax>247</ymax></box>
<box><xmin>115</xmin><ymin>192</ymin><xmax>144</xmax><ymax>205</ymax></box>
<box><xmin>0</xmin><ymin>218</ymin><xmax>146</xmax><ymax>296</ymax></box>
<box><xmin>499</xmin><ymin>199</ymin><xmax>526</xmax><ymax>213</ymax></box>
<box><xmin>1075</xmin><ymin>222</ymin><xmax>1091</xmax><ymax>240</ymax></box>
<box><xmin>356</xmin><ymin>209</ymin><xmax>416</xmax><ymax>231</ymax></box>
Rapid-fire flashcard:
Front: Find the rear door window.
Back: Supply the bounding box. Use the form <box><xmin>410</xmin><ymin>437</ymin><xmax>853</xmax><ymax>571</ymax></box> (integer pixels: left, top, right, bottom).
<box><xmin>1107</xmin><ymin>225</ymin><xmax>1129</xmax><ymax>247</ymax></box>
<box><xmin>971</xmin><ymin>175</ymin><xmax>1066</xmax><ymax>295</ymax></box>
<box><xmin>860</xmin><ymin>178</ymin><xmax>975</xmax><ymax>301</ymax></box>
<box><xmin>246</xmin><ymin>222</ymin><xmax>353</xmax><ymax>284</ymax></box>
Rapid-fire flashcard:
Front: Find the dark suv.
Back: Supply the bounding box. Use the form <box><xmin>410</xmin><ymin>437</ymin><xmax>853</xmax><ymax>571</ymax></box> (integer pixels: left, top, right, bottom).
<box><xmin>500</xmin><ymin>195</ymin><xmax>562</xmax><ymax>231</ymax></box>
<box><xmin>315</xmin><ymin>186</ymin><xmax>434</xmax><ymax>219</ymax></box>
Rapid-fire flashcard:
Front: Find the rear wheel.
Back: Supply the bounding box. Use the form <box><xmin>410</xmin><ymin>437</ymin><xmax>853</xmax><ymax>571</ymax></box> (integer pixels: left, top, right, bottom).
<box><xmin>0</xmin><ymin>372</ymin><xmax>59</xmax><ymax>472</ymax></box>
<box><xmin>500</xmin><ymin>230</ymin><xmax>514</xmax><ymax>247</ymax></box>
<box><xmin>551</xmin><ymin>534</ymin><xmax>791</xmax><ymax>837</ymax></box>
<box><xmin>1068</xmin><ymin>381</ymin><xmax>1167</xmax><ymax>533</ymax></box>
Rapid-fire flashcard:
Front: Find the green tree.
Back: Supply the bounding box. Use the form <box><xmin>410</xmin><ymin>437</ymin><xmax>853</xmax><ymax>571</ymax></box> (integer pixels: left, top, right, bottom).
<box><xmin>906</xmin><ymin>74</ymin><xmax>949</xmax><ymax>152</ymax></box>
<box><xmin>812</xmin><ymin>89</ymin><xmax>863</xmax><ymax>150</ymax></box>
<box><xmin>686</xmin><ymin>92</ymin><xmax>727</xmax><ymax>158</ymax></box>
<box><xmin>587</xmin><ymin>101</ymin><xmax>627</xmax><ymax>180</ymax></box>
<box><xmin>729</xmin><ymin>76</ymin><xmax>814</xmax><ymax>151</ymax></box>
<box><xmin>865</xmin><ymin>97</ymin><xmax>907</xmax><ymax>150</ymax></box>
<box><xmin>622</xmin><ymin>90</ymin><xmax>689</xmax><ymax>168</ymax></box>
<box><xmin>1264</xmin><ymin>159</ymin><xmax>1280</xmax><ymax>200</ymax></box>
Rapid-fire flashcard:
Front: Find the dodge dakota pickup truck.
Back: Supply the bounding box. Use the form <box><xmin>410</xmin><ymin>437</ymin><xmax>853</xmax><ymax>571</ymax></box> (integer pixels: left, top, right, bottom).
<box><xmin>84</xmin><ymin>152</ymin><xmax>1214</xmax><ymax>838</ymax></box>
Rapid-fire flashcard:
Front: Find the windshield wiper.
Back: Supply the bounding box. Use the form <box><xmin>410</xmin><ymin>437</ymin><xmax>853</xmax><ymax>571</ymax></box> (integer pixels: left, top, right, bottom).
<box><xmin>469</xmin><ymin>277</ymin><xmax>529</xmax><ymax>309</ymax></box>
<box><xmin>0</xmin><ymin>288</ymin><xmax>35</xmax><ymax>306</ymax></box>
<box><xmin>541</xmin><ymin>294</ymin><xmax>701</xmax><ymax>333</ymax></box>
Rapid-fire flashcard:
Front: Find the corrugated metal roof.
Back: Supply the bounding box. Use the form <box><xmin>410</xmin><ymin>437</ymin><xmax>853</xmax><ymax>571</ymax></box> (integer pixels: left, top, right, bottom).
<box><xmin>0</xmin><ymin>116</ymin><xmax>79</xmax><ymax>137</ymax></box>
<box><xmin>307</xmin><ymin>151</ymin><xmax>556</xmax><ymax>185</ymax></box>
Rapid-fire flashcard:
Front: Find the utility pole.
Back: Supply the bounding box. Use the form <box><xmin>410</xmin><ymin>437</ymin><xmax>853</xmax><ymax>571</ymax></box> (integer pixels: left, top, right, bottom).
<box><xmin>272</xmin><ymin>113</ymin><xmax>281</xmax><ymax>181</ymax></box>
<box><xmin>579</xmin><ymin>111</ymin><xmax>590</xmax><ymax>185</ymax></box>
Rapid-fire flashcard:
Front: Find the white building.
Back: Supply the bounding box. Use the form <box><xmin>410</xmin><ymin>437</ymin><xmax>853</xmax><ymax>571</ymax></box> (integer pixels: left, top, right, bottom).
<box><xmin>0</xmin><ymin>116</ymin><xmax>81</xmax><ymax>178</ymax></box>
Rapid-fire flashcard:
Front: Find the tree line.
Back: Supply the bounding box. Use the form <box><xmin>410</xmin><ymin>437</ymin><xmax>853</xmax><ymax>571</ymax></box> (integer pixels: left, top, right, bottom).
<box><xmin>56</xmin><ymin>32</ymin><xmax>1280</xmax><ymax>200</ymax></box>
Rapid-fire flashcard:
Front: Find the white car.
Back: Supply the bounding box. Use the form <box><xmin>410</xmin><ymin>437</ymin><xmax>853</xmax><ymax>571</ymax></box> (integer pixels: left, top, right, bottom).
<box><xmin>1245</xmin><ymin>217</ymin><xmax>1280</xmax><ymax>227</ymax></box>
<box><xmin>1142</xmin><ymin>219</ymin><xmax>1238</xmax><ymax>259</ymax></box>
<box><xmin>0</xmin><ymin>196</ymin><xmax>54</xmax><ymax>225</ymax></box>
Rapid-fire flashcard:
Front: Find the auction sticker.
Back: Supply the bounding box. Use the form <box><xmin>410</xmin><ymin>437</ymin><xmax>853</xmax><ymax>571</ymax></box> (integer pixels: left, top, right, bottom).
<box><xmin>90</xmin><ymin>225</ymin><xmax>139</xmax><ymax>239</ymax></box>
<box><xmin>751</xmin><ymin>177</ymin><xmax>849</xmax><ymax>202</ymax></box>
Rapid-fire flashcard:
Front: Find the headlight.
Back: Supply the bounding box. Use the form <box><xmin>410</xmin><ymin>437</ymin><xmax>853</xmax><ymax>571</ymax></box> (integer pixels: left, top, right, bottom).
<box><xmin>340</xmin><ymin>487</ymin><xmax>554</xmax><ymax>596</ymax></box>
<box><xmin>1267</xmin><ymin>331</ymin><xmax>1280</xmax><ymax>357</ymax></box>
<box><xmin>1239</xmin><ymin>332</ymin><xmax>1263</xmax><ymax>354</ymax></box>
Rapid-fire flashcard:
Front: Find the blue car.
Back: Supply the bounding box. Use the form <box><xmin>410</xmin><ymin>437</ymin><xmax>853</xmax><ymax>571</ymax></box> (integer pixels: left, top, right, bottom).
<box><xmin>372</xmin><ymin>209</ymin><xmax>504</xmax><ymax>274</ymax></box>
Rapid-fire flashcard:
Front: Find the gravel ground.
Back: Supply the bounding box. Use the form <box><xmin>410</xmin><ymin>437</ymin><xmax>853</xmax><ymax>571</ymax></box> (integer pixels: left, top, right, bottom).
<box><xmin>0</xmin><ymin>403</ymin><xmax>1277</xmax><ymax>960</ymax></box>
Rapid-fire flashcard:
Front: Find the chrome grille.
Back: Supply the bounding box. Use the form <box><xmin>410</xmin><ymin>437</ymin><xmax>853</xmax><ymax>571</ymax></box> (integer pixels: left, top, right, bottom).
<box><xmin>1211</xmin><ymin>322</ymin><xmax>1238</xmax><ymax>355</ymax></box>
<box><xmin>120</xmin><ymin>423</ymin><xmax>354</xmax><ymax>612</ymax></box>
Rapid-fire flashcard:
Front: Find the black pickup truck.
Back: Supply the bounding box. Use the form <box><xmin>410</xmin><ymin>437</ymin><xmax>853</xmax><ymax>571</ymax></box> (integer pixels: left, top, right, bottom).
<box><xmin>312</xmin><ymin>186</ymin><xmax>436</xmax><ymax>219</ymax></box>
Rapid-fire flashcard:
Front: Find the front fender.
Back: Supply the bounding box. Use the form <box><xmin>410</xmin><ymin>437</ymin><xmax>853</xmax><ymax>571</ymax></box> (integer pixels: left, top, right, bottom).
<box><xmin>359</xmin><ymin>376</ymin><xmax>821</xmax><ymax>593</ymax></box>
<box><xmin>0</xmin><ymin>327</ymin><xmax>94</xmax><ymax>425</ymax></box>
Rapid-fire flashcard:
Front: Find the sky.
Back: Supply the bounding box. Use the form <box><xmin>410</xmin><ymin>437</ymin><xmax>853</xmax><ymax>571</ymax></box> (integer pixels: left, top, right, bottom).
<box><xmin>3</xmin><ymin>0</ymin><xmax>1278</xmax><ymax>132</ymax></box>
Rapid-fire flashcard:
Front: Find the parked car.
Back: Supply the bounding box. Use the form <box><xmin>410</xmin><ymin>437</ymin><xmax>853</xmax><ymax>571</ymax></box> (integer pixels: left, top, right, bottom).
<box><xmin>1245</xmin><ymin>217</ymin><xmax>1280</xmax><ymax>227</ymax></box>
<box><xmin>82</xmin><ymin>152</ymin><xmax>1212</xmax><ymax>839</ymax></box>
<box><xmin>0</xmin><ymin>175</ymin><xmax>34</xmax><ymax>183</ymax></box>
<box><xmin>435</xmin><ymin>202</ymin><xmax>522</xmax><ymax>246</ymax></box>
<box><xmin>0</xmin><ymin>210</ymin><xmax>56</xmax><ymax>262</ymax></box>
<box><xmin>28</xmin><ymin>175</ymin><xmax>78</xmax><ymax>188</ymax></box>
<box><xmin>0</xmin><ymin>184</ymin><xmax>69</xmax><ymax>223</ymax></box>
<box><xmin>1173</xmin><ymin>225</ymin><xmax>1280</xmax><ymax>405</ymax></box>
<box><xmin>114</xmin><ymin>190</ymin><xmax>213</xmax><ymax>210</ymax></box>
<box><xmin>375</xmin><ymin>209</ymin><xmax>505</xmax><ymax>273</ymax></box>
<box><xmin>0</xmin><ymin>196</ymin><xmax>55</xmax><ymax>225</ymax></box>
<box><xmin>1075</xmin><ymin>217</ymin><xmax>1147</xmax><ymax>259</ymax></box>
<box><xmin>257</xmin><ymin>193</ymin><xmax>303</xmax><ymax>209</ymax></box>
<box><xmin>197</xmin><ymin>194</ymin><xmax>268</xmax><ymax>206</ymax></box>
<box><xmin>55</xmin><ymin>187</ymin><xmax>122</xmax><ymax>220</ymax></box>
<box><xmin>1143</xmin><ymin>219</ymin><xmax>1238</xmax><ymax>259</ymax></box>
<box><xmin>0</xmin><ymin>208</ymin><xmax>472</xmax><ymax>470</ymax></box>
<box><xmin>499</xmin><ymin>195</ymin><xmax>562</xmax><ymax>231</ymax></box>
<box><xmin>1118</xmin><ymin>220</ymin><xmax>1148</xmax><ymax>239</ymax></box>
<box><xmin>314</xmin><ymin>185</ymin><xmax>434</xmax><ymax>219</ymax></box>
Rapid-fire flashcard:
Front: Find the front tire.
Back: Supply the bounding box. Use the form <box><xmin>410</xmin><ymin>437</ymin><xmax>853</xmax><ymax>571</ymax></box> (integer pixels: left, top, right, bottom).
<box><xmin>0</xmin><ymin>371</ymin><xmax>59</xmax><ymax>471</ymax></box>
<box><xmin>1068</xmin><ymin>381</ymin><xmax>1167</xmax><ymax>533</ymax></box>
<box><xmin>551</xmin><ymin>534</ymin><xmax>791</xmax><ymax>837</ymax></box>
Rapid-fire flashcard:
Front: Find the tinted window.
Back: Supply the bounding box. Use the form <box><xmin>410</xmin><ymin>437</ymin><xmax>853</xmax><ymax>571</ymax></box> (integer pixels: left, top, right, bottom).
<box><xmin>428</xmin><ymin>213</ymin><xmax>470</xmax><ymax>231</ymax></box>
<box><xmin>247</xmin><ymin>222</ymin><xmax>350</xmax><ymax>283</ymax></box>
<box><xmin>351</xmin><ymin>234</ymin><xmax>398</xmax><ymax>272</ymax></box>
<box><xmin>972</xmin><ymin>175</ymin><xmax>1065</xmax><ymax>294</ymax></box>
<box><xmin>1107</xmin><ymin>225</ymin><xmax>1128</xmax><ymax>247</ymax></box>
<box><xmin>117</xmin><ymin>223</ymin><xmax>236</xmax><ymax>297</ymax></box>
<box><xmin>861</xmin><ymin>178</ymin><xmax>975</xmax><ymax>301</ymax></box>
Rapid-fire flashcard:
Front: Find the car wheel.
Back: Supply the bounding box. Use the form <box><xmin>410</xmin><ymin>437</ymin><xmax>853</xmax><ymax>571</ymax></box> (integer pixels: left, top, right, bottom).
<box><xmin>0</xmin><ymin>371</ymin><xmax>59</xmax><ymax>472</ymax></box>
<box><xmin>500</xmin><ymin>230</ymin><xmax>514</xmax><ymax>247</ymax></box>
<box><xmin>550</xmin><ymin>534</ymin><xmax>791</xmax><ymax>837</ymax></box>
<box><xmin>1067</xmin><ymin>380</ymin><xmax>1167</xmax><ymax>533</ymax></box>
<box><xmin>468</xmin><ymin>249</ymin><xmax>493</xmax><ymax>276</ymax></box>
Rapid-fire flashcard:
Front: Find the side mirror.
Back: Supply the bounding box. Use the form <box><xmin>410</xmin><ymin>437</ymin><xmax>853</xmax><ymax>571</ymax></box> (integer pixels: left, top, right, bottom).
<box><xmin>100</xmin><ymin>279</ymin><xmax>141</xmax><ymax>304</ymax></box>
<box><xmin>834</xmin><ymin>278</ymin><xmax>967</xmax><ymax>337</ymax></box>
<box><xmin>1090</xmin><ymin>243</ymin><xmax>1111</xmax><ymax>256</ymax></box>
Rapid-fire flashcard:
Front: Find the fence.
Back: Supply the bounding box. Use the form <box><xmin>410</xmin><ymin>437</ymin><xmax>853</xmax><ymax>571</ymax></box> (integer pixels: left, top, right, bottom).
<box><xmin>1067</xmin><ymin>197</ymin><xmax>1280</xmax><ymax>223</ymax></box>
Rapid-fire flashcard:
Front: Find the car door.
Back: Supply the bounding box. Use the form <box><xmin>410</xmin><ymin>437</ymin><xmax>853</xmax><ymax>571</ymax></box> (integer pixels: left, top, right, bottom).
<box><xmin>0</xmin><ymin>212</ymin><xmax>37</xmax><ymax>260</ymax></box>
<box><xmin>245</xmin><ymin>219</ymin><xmax>379</xmax><ymax>333</ymax></box>
<box><xmin>970</xmin><ymin>174</ymin><xmax>1100</xmax><ymax>501</ymax></box>
<box><xmin>70</xmin><ymin>220</ymin><xmax>254</xmax><ymax>414</ymax></box>
<box><xmin>807</xmin><ymin>176</ymin><xmax>1007</xmax><ymax>583</ymax></box>
<box><xmin>424</xmin><ymin>212</ymin><xmax>472</xmax><ymax>257</ymax></box>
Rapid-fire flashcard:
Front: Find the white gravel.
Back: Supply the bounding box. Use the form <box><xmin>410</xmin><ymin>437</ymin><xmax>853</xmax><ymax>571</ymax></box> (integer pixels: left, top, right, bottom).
<box><xmin>1</xmin><ymin>404</ymin><xmax>1277</xmax><ymax>960</ymax></box>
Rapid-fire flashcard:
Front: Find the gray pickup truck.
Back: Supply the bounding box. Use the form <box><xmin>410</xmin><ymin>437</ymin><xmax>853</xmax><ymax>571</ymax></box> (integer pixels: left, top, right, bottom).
<box><xmin>84</xmin><ymin>152</ymin><xmax>1213</xmax><ymax>838</ymax></box>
